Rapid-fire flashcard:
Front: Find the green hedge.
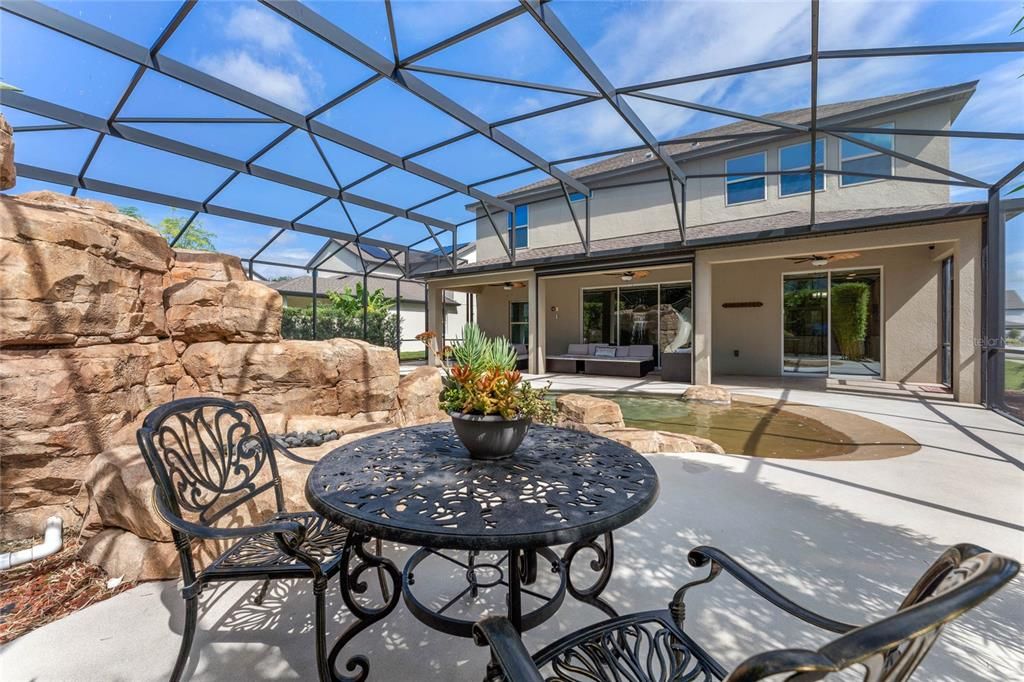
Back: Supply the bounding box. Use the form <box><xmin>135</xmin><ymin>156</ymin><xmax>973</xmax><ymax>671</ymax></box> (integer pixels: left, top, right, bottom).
<box><xmin>281</xmin><ymin>306</ymin><xmax>398</xmax><ymax>348</ymax></box>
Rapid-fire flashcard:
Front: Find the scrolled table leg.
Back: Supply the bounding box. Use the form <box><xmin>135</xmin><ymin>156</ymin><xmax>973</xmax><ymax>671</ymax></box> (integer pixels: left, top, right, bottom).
<box><xmin>562</xmin><ymin>532</ymin><xmax>617</xmax><ymax>617</ymax></box>
<box><xmin>327</xmin><ymin>534</ymin><xmax>401</xmax><ymax>682</ymax></box>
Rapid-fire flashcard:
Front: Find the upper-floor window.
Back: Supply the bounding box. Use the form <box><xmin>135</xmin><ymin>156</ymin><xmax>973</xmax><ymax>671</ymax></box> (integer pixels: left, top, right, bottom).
<box><xmin>779</xmin><ymin>139</ymin><xmax>825</xmax><ymax>197</ymax></box>
<box><xmin>507</xmin><ymin>204</ymin><xmax>528</xmax><ymax>249</ymax></box>
<box><xmin>568</xmin><ymin>191</ymin><xmax>590</xmax><ymax>203</ymax></box>
<box><xmin>725</xmin><ymin>152</ymin><xmax>766</xmax><ymax>205</ymax></box>
<box><xmin>840</xmin><ymin>123</ymin><xmax>894</xmax><ymax>186</ymax></box>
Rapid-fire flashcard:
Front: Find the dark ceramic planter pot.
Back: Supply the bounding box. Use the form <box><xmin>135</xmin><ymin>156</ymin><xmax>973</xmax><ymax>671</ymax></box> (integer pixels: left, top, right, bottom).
<box><xmin>449</xmin><ymin>412</ymin><xmax>531</xmax><ymax>459</ymax></box>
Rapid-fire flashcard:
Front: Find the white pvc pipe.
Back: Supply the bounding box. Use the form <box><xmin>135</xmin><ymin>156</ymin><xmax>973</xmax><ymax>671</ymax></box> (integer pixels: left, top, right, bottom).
<box><xmin>0</xmin><ymin>516</ymin><xmax>63</xmax><ymax>571</ymax></box>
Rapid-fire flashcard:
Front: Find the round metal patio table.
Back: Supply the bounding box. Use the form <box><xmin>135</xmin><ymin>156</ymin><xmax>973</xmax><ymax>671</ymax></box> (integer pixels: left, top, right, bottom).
<box><xmin>306</xmin><ymin>422</ymin><xmax>659</xmax><ymax>648</ymax></box>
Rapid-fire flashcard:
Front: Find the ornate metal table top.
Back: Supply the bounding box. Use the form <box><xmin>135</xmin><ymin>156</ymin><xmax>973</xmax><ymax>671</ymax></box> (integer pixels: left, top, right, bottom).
<box><xmin>305</xmin><ymin>423</ymin><xmax>659</xmax><ymax>551</ymax></box>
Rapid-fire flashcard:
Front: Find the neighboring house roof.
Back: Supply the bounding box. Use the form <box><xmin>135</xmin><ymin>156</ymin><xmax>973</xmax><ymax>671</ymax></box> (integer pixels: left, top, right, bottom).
<box><xmin>269</xmin><ymin>274</ymin><xmax>459</xmax><ymax>304</ymax></box>
<box><xmin>430</xmin><ymin>241</ymin><xmax>475</xmax><ymax>256</ymax></box>
<box><xmin>1007</xmin><ymin>290</ymin><xmax>1024</xmax><ymax>309</ymax></box>
<box><xmin>435</xmin><ymin>202</ymin><xmax>987</xmax><ymax>274</ymax></box>
<box><xmin>482</xmin><ymin>81</ymin><xmax>977</xmax><ymax>204</ymax></box>
<box><xmin>304</xmin><ymin>239</ymin><xmax>398</xmax><ymax>271</ymax></box>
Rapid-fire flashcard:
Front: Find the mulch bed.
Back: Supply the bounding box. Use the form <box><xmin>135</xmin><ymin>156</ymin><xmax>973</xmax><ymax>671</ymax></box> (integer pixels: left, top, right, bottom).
<box><xmin>0</xmin><ymin>535</ymin><xmax>133</xmax><ymax>644</ymax></box>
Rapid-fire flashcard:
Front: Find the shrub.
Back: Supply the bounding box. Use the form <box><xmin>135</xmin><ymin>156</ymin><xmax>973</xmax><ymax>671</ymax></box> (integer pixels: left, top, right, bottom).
<box><xmin>281</xmin><ymin>300</ymin><xmax>398</xmax><ymax>349</ymax></box>
<box><xmin>831</xmin><ymin>282</ymin><xmax>870</xmax><ymax>360</ymax></box>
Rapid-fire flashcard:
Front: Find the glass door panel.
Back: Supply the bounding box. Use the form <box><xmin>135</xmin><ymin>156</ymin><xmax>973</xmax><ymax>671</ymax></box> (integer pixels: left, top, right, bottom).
<box><xmin>829</xmin><ymin>269</ymin><xmax>881</xmax><ymax>376</ymax></box>
<box><xmin>582</xmin><ymin>289</ymin><xmax>614</xmax><ymax>344</ymax></box>
<box><xmin>659</xmin><ymin>284</ymin><xmax>693</xmax><ymax>353</ymax></box>
<box><xmin>617</xmin><ymin>287</ymin><xmax>659</xmax><ymax>353</ymax></box>
<box><xmin>940</xmin><ymin>257</ymin><xmax>953</xmax><ymax>387</ymax></box>
<box><xmin>783</xmin><ymin>274</ymin><xmax>829</xmax><ymax>374</ymax></box>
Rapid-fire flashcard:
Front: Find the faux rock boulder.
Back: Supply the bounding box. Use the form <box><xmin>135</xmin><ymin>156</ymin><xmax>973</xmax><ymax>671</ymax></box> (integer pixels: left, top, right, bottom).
<box><xmin>555</xmin><ymin>393</ymin><xmax>625</xmax><ymax>431</ymax></box>
<box><xmin>164</xmin><ymin>278</ymin><xmax>282</xmax><ymax>343</ymax></box>
<box><xmin>682</xmin><ymin>385</ymin><xmax>732</xmax><ymax>405</ymax></box>
<box><xmin>169</xmin><ymin>249</ymin><xmax>247</xmax><ymax>283</ymax></box>
<box><xmin>0</xmin><ymin>193</ymin><xmax>173</xmax><ymax>347</ymax></box>
<box><xmin>180</xmin><ymin>337</ymin><xmax>399</xmax><ymax>418</ymax></box>
<box><xmin>0</xmin><ymin>113</ymin><xmax>14</xmax><ymax>190</ymax></box>
<box><xmin>0</xmin><ymin>339</ymin><xmax>184</xmax><ymax>536</ymax></box>
<box><xmin>395</xmin><ymin>366</ymin><xmax>447</xmax><ymax>426</ymax></box>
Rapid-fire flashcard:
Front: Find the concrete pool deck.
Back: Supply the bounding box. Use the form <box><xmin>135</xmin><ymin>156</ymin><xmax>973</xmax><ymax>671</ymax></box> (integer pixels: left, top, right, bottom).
<box><xmin>2</xmin><ymin>377</ymin><xmax>1022</xmax><ymax>681</ymax></box>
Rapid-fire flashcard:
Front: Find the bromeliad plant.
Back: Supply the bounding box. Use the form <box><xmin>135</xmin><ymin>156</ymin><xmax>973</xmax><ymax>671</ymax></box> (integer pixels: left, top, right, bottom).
<box><xmin>418</xmin><ymin>324</ymin><xmax>555</xmax><ymax>424</ymax></box>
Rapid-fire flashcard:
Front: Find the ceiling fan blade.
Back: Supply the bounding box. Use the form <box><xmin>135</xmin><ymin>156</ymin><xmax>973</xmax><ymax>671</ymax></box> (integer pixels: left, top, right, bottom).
<box><xmin>634</xmin><ymin>271</ymin><xmax>650</xmax><ymax>278</ymax></box>
<box><xmin>829</xmin><ymin>252</ymin><xmax>861</xmax><ymax>261</ymax></box>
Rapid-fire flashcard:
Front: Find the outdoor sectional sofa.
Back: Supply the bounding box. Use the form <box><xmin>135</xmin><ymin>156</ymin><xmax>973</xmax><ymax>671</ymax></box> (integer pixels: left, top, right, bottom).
<box><xmin>547</xmin><ymin>343</ymin><xmax>655</xmax><ymax>377</ymax></box>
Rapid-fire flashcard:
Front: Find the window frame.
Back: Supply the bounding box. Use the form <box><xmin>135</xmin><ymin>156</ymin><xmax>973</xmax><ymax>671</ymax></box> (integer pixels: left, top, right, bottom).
<box><xmin>839</xmin><ymin>122</ymin><xmax>895</xmax><ymax>187</ymax></box>
<box><xmin>506</xmin><ymin>204</ymin><xmax>529</xmax><ymax>249</ymax></box>
<box><xmin>778</xmin><ymin>139</ymin><xmax>827</xmax><ymax>198</ymax></box>
<box><xmin>724</xmin><ymin>151</ymin><xmax>768</xmax><ymax>206</ymax></box>
<box><xmin>509</xmin><ymin>301</ymin><xmax>529</xmax><ymax>346</ymax></box>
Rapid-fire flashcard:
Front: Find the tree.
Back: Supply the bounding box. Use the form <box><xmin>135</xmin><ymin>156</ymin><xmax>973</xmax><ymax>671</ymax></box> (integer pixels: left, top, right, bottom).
<box><xmin>118</xmin><ymin>206</ymin><xmax>217</xmax><ymax>251</ymax></box>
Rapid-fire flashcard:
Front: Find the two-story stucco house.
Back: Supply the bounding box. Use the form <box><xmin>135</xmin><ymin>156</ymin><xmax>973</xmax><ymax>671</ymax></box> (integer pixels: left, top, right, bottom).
<box><xmin>421</xmin><ymin>81</ymin><xmax>990</xmax><ymax>403</ymax></box>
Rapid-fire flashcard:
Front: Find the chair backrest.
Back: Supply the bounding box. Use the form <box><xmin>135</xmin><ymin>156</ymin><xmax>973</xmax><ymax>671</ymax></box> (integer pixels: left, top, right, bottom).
<box><xmin>136</xmin><ymin>397</ymin><xmax>286</xmax><ymax>530</ymax></box>
<box><xmin>728</xmin><ymin>544</ymin><xmax>1019</xmax><ymax>681</ymax></box>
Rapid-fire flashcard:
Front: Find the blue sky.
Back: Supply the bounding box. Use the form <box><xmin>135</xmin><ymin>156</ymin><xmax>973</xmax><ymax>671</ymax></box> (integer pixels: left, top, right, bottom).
<box><xmin>1</xmin><ymin>0</ymin><xmax>1022</xmax><ymax>287</ymax></box>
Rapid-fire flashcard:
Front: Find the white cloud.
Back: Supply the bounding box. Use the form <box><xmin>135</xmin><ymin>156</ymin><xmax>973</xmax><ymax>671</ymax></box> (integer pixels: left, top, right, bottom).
<box><xmin>199</xmin><ymin>51</ymin><xmax>313</xmax><ymax>111</ymax></box>
<box><xmin>224</xmin><ymin>5</ymin><xmax>296</xmax><ymax>52</ymax></box>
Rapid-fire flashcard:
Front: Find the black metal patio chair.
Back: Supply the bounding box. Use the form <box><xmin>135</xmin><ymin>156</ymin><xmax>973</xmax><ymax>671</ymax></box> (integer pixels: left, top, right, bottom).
<box><xmin>474</xmin><ymin>543</ymin><xmax>1019</xmax><ymax>681</ymax></box>
<box><xmin>136</xmin><ymin>396</ymin><xmax>390</xmax><ymax>682</ymax></box>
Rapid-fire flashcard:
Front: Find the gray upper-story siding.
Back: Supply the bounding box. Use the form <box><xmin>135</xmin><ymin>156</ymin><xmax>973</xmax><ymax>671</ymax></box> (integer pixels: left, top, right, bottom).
<box><xmin>473</xmin><ymin>83</ymin><xmax>973</xmax><ymax>262</ymax></box>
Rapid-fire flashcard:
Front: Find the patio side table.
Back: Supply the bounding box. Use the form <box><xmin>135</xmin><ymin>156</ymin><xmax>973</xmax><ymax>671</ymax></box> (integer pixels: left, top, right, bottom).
<box><xmin>305</xmin><ymin>423</ymin><xmax>659</xmax><ymax>681</ymax></box>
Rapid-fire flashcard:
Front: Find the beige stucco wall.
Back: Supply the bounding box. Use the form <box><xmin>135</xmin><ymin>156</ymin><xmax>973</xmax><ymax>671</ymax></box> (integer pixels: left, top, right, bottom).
<box><xmin>696</xmin><ymin>218</ymin><xmax>983</xmax><ymax>402</ymax></box>
<box><xmin>474</xmin><ymin>102</ymin><xmax>956</xmax><ymax>262</ymax></box>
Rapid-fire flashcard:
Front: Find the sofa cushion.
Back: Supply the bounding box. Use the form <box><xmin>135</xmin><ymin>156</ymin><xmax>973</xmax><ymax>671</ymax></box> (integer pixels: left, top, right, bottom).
<box><xmin>594</xmin><ymin>346</ymin><xmax>617</xmax><ymax>358</ymax></box>
<box><xmin>615</xmin><ymin>346</ymin><xmax>631</xmax><ymax>357</ymax></box>
<box><xmin>587</xmin><ymin>343</ymin><xmax>603</xmax><ymax>356</ymax></box>
<box><xmin>512</xmin><ymin>343</ymin><xmax>527</xmax><ymax>356</ymax></box>
<box><xmin>628</xmin><ymin>345</ymin><xmax>654</xmax><ymax>358</ymax></box>
<box><xmin>567</xmin><ymin>343</ymin><xmax>589</xmax><ymax>355</ymax></box>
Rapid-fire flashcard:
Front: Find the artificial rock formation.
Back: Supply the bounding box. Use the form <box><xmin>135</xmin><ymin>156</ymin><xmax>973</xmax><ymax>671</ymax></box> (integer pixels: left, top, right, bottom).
<box><xmin>395</xmin><ymin>366</ymin><xmax>449</xmax><ymax>426</ymax></box>
<box><xmin>0</xmin><ymin>190</ymin><xmax>412</xmax><ymax>542</ymax></box>
<box><xmin>0</xmin><ymin>113</ymin><xmax>14</xmax><ymax>191</ymax></box>
<box><xmin>682</xmin><ymin>384</ymin><xmax>732</xmax><ymax>405</ymax></box>
<box><xmin>164</xmin><ymin>278</ymin><xmax>282</xmax><ymax>343</ymax></box>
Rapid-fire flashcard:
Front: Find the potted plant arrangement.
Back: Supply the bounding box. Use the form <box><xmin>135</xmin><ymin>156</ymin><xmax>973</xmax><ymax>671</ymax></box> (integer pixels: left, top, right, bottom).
<box><xmin>417</xmin><ymin>324</ymin><xmax>554</xmax><ymax>459</ymax></box>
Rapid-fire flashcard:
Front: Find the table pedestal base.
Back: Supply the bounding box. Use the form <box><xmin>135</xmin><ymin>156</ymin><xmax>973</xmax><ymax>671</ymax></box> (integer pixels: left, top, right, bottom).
<box><xmin>402</xmin><ymin>547</ymin><xmax>566</xmax><ymax>638</ymax></box>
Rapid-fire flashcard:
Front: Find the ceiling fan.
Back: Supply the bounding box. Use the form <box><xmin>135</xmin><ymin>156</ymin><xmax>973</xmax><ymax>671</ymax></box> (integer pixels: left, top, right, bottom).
<box><xmin>786</xmin><ymin>252</ymin><xmax>861</xmax><ymax>267</ymax></box>
<box><xmin>489</xmin><ymin>281</ymin><xmax>527</xmax><ymax>290</ymax></box>
<box><xmin>603</xmin><ymin>270</ymin><xmax>650</xmax><ymax>282</ymax></box>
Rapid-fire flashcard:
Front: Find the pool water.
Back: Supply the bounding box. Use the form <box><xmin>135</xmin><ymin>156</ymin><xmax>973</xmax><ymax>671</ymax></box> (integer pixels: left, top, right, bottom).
<box><xmin>552</xmin><ymin>393</ymin><xmax>917</xmax><ymax>459</ymax></box>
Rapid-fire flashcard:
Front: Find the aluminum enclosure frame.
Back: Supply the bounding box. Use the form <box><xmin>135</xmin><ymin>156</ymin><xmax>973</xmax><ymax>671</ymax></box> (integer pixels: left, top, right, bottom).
<box><xmin>1</xmin><ymin>0</ymin><xmax>1021</xmax><ymax>413</ymax></box>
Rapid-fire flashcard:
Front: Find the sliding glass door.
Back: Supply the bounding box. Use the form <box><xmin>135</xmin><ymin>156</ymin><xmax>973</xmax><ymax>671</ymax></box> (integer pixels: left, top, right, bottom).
<box><xmin>830</xmin><ymin>269</ymin><xmax>881</xmax><ymax>376</ymax></box>
<box><xmin>783</xmin><ymin>274</ymin><xmax>829</xmax><ymax>374</ymax></box>
<box><xmin>580</xmin><ymin>282</ymin><xmax>693</xmax><ymax>367</ymax></box>
<box><xmin>783</xmin><ymin>269</ymin><xmax>882</xmax><ymax>377</ymax></box>
<box><xmin>582</xmin><ymin>289</ymin><xmax>615</xmax><ymax>344</ymax></box>
<box><xmin>617</xmin><ymin>287</ymin><xmax>659</xmax><ymax>347</ymax></box>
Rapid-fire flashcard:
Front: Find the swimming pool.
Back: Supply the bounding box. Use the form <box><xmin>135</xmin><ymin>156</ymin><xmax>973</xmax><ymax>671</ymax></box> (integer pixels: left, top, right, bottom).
<box><xmin>553</xmin><ymin>392</ymin><xmax>919</xmax><ymax>459</ymax></box>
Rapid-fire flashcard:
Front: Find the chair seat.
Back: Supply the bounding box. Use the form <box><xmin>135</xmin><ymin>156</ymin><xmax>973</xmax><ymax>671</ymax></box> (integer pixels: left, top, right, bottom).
<box><xmin>206</xmin><ymin>511</ymin><xmax>349</xmax><ymax>577</ymax></box>
<box><xmin>532</xmin><ymin>610</ymin><xmax>725</xmax><ymax>682</ymax></box>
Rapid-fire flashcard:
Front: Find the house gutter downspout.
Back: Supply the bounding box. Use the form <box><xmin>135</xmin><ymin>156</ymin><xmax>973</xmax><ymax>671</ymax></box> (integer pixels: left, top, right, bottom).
<box><xmin>0</xmin><ymin>516</ymin><xmax>63</xmax><ymax>571</ymax></box>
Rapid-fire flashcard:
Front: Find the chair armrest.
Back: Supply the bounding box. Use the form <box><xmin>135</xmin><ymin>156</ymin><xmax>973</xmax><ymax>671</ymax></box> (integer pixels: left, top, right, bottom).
<box><xmin>473</xmin><ymin>617</ymin><xmax>545</xmax><ymax>682</ymax></box>
<box><xmin>272</xmin><ymin>439</ymin><xmax>318</xmax><ymax>465</ymax></box>
<box><xmin>152</xmin><ymin>488</ymin><xmax>307</xmax><ymax>547</ymax></box>
<box><xmin>680</xmin><ymin>546</ymin><xmax>857</xmax><ymax>634</ymax></box>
